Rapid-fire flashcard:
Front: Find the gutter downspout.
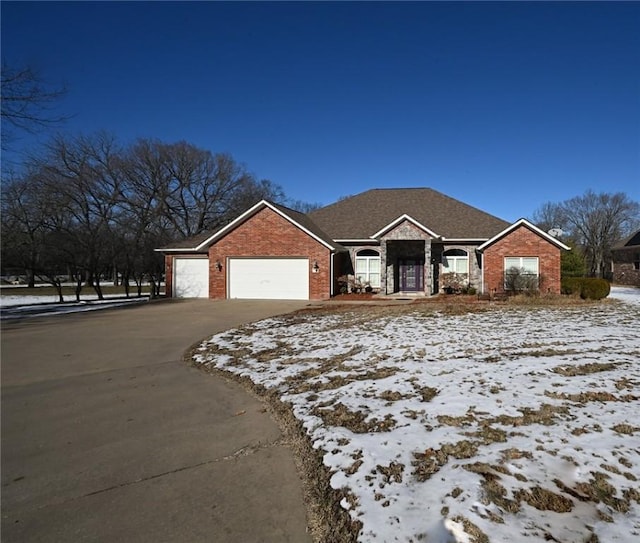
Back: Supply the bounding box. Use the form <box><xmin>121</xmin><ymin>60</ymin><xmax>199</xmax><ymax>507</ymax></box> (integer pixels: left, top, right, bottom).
<box><xmin>479</xmin><ymin>250</ymin><xmax>485</xmax><ymax>294</ymax></box>
<box><xmin>330</xmin><ymin>252</ymin><xmax>334</xmax><ymax>297</ymax></box>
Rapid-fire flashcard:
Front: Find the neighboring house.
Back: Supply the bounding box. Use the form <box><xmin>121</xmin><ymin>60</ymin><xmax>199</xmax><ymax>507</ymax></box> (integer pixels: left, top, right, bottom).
<box><xmin>158</xmin><ymin>188</ymin><xmax>570</xmax><ymax>300</ymax></box>
<box><xmin>611</xmin><ymin>230</ymin><xmax>640</xmax><ymax>286</ymax></box>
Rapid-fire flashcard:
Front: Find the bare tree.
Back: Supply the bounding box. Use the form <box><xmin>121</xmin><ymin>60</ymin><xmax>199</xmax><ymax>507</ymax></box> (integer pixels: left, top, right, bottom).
<box><xmin>32</xmin><ymin>133</ymin><xmax>125</xmax><ymax>299</ymax></box>
<box><xmin>531</xmin><ymin>201</ymin><xmax>568</xmax><ymax>234</ymax></box>
<box><xmin>119</xmin><ymin>139</ymin><xmax>287</xmax><ymax>237</ymax></box>
<box><xmin>116</xmin><ymin>140</ymin><xmax>287</xmax><ymax>295</ymax></box>
<box><xmin>159</xmin><ymin>143</ymin><xmax>275</xmax><ymax>237</ymax></box>
<box><xmin>2</xmin><ymin>132</ymin><xmax>299</xmax><ymax>300</ymax></box>
<box><xmin>1</xmin><ymin>62</ymin><xmax>68</xmax><ymax>150</ymax></box>
<box><xmin>1</xmin><ymin>172</ymin><xmax>48</xmax><ymax>288</ymax></box>
<box><xmin>533</xmin><ymin>191</ymin><xmax>640</xmax><ymax>278</ymax></box>
<box><xmin>286</xmin><ymin>199</ymin><xmax>322</xmax><ymax>213</ymax></box>
<box><xmin>0</xmin><ymin>170</ymin><xmax>73</xmax><ymax>300</ymax></box>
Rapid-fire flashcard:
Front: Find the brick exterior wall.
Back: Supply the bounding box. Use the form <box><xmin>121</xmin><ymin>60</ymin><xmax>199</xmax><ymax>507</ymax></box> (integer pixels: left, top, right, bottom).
<box><xmin>483</xmin><ymin>225</ymin><xmax>562</xmax><ymax>294</ymax></box>
<box><xmin>165</xmin><ymin>254</ymin><xmax>174</xmax><ymax>297</ymax></box>
<box><xmin>207</xmin><ymin>207</ymin><xmax>332</xmax><ymax>300</ymax></box>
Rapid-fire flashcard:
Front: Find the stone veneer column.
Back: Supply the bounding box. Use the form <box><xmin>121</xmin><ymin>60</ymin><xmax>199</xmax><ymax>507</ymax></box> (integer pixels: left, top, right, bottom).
<box><xmin>424</xmin><ymin>239</ymin><xmax>432</xmax><ymax>295</ymax></box>
<box><xmin>380</xmin><ymin>240</ymin><xmax>388</xmax><ymax>294</ymax></box>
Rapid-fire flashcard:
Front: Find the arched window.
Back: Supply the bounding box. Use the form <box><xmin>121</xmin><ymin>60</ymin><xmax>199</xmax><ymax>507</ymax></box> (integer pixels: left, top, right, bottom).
<box><xmin>355</xmin><ymin>249</ymin><xmax>381</xmax><ymax>288</ymax></box>
<box><xmin>442</xmin><ymin>249</ymin><xmax>468</xmax><ymax>274</ymax></box>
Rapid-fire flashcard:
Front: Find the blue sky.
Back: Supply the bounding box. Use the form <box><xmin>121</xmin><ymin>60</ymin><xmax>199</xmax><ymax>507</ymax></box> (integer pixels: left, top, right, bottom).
<box><xmin>2</xmin><ymin>1</ymin><xmax>639</xmax><ymax>222</ymax></box>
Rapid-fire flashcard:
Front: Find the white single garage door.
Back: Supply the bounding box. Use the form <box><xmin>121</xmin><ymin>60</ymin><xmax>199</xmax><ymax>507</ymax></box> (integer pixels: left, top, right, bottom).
<box><xmin>228</xmin><ymin>258</ymin><xmax>309</xmax><ymax>300</ymax></box>
<box><xmin>174</xmin><ymin>258</ymin><xmax>209</xmax><ymax>298</ymax></box>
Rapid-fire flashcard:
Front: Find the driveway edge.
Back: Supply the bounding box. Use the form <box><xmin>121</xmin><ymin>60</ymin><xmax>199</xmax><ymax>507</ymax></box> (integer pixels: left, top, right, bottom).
<box><xmin>183</xmin><ymin>341</ymin><xmax>361</xmax><ymax>543</ymax></box>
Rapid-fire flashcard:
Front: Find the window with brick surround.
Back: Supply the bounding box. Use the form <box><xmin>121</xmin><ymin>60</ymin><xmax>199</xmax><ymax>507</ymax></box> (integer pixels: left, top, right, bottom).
<box><xmin>355</xmin><ymin>249</ymin><xmax>381</xmax><ymax>288</ymax></box>
<box><xmin>504</xmin><ymin>257</ymin><xmax>539</xmax><ymax>291</ymax></box>
<box><xmin>634</xmin><ymin>253</ymin><xmax>640</xmax><ymax>271</ymax></box>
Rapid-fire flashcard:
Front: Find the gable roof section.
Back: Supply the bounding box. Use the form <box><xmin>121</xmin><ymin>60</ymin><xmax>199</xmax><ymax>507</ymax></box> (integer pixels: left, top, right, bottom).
<box><xmin>371</xmin><ymin>214</ymin><xmax>440</xmax><ymax>239</ymax></box>
<box><xmin>194</xmin><ymin>200</ymin><xmax>341</xmax><ymax>252</ymax></box>
<box><xmin>477</xmin><ymin>218</ymin><xmax>571</xmax><ymax>252</ymax></box>
<box><xmin>157</xmin><ymin>231</ymin><xmax>213</xmax><ymax>253</ymax></box>
<box><xmin>614</xmin><ymin>229</ymin><xmax>640</xmax><ymax>250</ymax></box>
<box><xmin>308</xmin><ymin>188</ymin><xmax>510</xmax><ymax>240</ymax></box>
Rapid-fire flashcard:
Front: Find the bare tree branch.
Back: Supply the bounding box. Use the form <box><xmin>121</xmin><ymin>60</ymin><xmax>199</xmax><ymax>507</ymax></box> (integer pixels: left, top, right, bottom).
<box><xmin>1</xmin><ymin>62</ymin><xmax>69</xmax><ymax>149</ymax></box>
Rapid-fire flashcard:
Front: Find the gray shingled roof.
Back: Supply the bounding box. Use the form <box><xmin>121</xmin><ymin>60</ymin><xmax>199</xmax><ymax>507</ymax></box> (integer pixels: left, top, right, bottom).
<box><xmin>160</xmin><ymin>231</ymin><xmax>212</xmax><ymax>251</ymax></box>
<box><xmin>159</xmin><ymin>189</ymin><xmax>511</xmax><ymax>251</ymax></box>
<box><xmin>308</xmin><ymin>188</ymin><xmax>510</xmax><ymax>240</ymax></box>
<box><xmin>269</xmin><ymin>202</ymin><xmax>346</xmax><ymax>251</ymax></box>
<box><xmin>614</xmin><ymin>229</ymin><xmax>640</xmax><ymax>249</ymax></box>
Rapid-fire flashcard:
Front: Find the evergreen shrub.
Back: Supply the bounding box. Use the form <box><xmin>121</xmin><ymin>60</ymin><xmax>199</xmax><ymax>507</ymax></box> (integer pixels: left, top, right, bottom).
<box><xmin>579</xmin><ymin>278</ymin><xmax>610</xmax><ymax>300</ymax></box>
<box><xmin>561</xmin><ymin>277</ymin><xmax>610</xmax><ymax>300</ymax></box>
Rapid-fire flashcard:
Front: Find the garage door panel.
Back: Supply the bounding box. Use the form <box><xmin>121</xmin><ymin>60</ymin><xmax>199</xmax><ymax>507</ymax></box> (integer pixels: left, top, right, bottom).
<box><xmin>174</xmin><ymin>258</ymin><xmax>209</xmax><ymax>298</ymax></box>
<box><xmin>229</xmin><ymin>258</ymin><xmax>309</xmax><ymax>300</ymax></box>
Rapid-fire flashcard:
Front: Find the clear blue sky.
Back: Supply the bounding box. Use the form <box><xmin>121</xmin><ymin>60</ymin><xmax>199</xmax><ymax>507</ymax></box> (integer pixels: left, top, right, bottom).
<box><xmin>2</xmin><ymin>1</ymin><xmax>639</xmax><ymax>222</ymax></box>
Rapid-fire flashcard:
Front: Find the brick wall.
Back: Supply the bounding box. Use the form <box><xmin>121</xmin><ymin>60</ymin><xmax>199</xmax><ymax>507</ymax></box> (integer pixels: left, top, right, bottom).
<box><xmin>165</xmin><ymin>254</ymin><xmax>173</xmax><ymax>297</ymax></box>
<box><xmin>208</xmin><ymin>206</ymin><xmax>332</xmax><ymax>299</ymax></box>
<box><xmin>483</xmin><ymin>225</ymin><xmax>562</xmax><ymax>294</ymax></box>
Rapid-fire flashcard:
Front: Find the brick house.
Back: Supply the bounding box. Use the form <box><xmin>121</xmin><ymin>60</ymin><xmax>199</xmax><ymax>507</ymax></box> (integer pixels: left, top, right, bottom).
<box><xmin>159</xmin><ymin>188</ymin><xmax>569</xmax><ymax>300</ymax></box>
<box><xmin>611</xmin><ymin>230</ymin><xmax>640</xmax><ymax>286</ymax></box>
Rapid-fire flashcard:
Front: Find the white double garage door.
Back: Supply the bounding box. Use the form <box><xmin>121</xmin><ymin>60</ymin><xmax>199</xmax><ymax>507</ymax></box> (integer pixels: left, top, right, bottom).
<box><xmin>173</xmin><ymin>257</ymin><xmax>309</xmax><ymax>300</ymax></box>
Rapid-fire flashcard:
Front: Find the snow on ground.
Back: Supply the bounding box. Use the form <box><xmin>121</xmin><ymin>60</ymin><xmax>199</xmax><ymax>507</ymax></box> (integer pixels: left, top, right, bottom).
<box><xmin>195</xmin><ymin>287</ymin><xmax>640</xmax><ymax>543</ymax></box>
<box><xmin>1</xmin><ymin>294</ymin><xmax>88</xmax><ymax>307</ymax></box>
<box><xmin>0</xmin><ymin>295</ymin><xmax>148</xmax><ymax>319</ymax></box>
<box><xmin>609</xmin><ymin>286</ymin><xmax>640</xmax><ymax>306</ymax></box>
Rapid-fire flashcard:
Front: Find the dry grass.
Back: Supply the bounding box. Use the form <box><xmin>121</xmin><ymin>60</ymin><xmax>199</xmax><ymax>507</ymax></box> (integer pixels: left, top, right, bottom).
<box><xmin>551</xmin><ymin>362</ymin><xmax>621</xmax><ymax>376</ymax></box>
<box><xmin>449</xmin><ymin>516</ymin><xmax>490</xmax><ymax>543</ymax></box>
<box><xmin>514</xmin><ymin>486</ymin><xmax>574</xmax><ymax>512</ymax></box>
<box><xmin>545</xmin><ymin>391</ymin><xmax>638</xmax><ymax>403</ymax></box>
<box><xmin>375</xmin><ymin>461</ymin><xmax>405</xmax><ymax>485</ymax></box>
<box><xmin>412</xmin><ymin>441</ymin><xmax>479</xmax><ymax>482</ymax></box>
<box><xmin>611</xmin><ymin>423</ymin><xmax>640</xmax><ymax>435</ymax></box>
<box><xmin>311</xmin><ymin>403</ymin><xmax>397</xmax><ymax>434</ymax></box>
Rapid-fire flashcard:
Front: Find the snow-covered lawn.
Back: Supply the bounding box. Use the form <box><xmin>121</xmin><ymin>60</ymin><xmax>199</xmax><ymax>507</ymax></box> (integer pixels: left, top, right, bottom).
<box><xmin>195</xmin><ymin>287</ymin><xmax>640</xmax><ymax>543</ymax></box>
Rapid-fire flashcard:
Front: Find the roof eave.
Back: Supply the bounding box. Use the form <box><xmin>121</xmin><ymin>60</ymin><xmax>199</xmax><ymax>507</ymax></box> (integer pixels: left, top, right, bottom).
<box><xmin>335</xmin><ymin>239</ymin><xmax>381</xmax><ymax>244</ymax></box>
<box><xmin>477</xmin><ymin>219</ymin><xmax>572</xmax><ymax>252</ymax></box>
<box><xmin>371</xmin><ymin>214</ymin><xmax>440</xmax><ymax>239</ymax></box>
<box><xmin>441</xmin><ymin>238</ymin><xmax>489</xmax><ymax>243</ymax></box>
<box><xmin>154</xmin><ymin>247</ymin><xmax>206</xmax><ymax>254</ymax></box>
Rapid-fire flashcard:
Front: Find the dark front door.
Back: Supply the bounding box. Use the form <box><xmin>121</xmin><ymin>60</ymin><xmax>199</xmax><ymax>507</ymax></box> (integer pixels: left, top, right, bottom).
<box><xmin>399</xmin><ymin>259</ymin><xmax>424</xmax><ymax>291</ymax></box>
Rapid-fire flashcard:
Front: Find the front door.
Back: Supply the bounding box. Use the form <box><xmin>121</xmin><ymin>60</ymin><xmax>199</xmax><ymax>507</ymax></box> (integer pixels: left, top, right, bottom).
<box><xmin>399</xmin><ymin>259</ymin><xmax>424</xmax><ymax>291</ymax></box>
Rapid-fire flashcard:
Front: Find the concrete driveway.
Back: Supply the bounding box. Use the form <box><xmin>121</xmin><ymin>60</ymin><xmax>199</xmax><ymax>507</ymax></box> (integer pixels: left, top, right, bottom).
<box><xmin>1</xmin><ymin>299</ymin><xmax>312</xmax><ymax>542</ymax></box>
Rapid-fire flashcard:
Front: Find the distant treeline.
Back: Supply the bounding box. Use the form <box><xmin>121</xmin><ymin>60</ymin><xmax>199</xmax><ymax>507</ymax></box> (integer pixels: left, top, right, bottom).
<box><xmin>1</xmin><ymin>132</ymin><xmax>315</xmax><ymax>301</ymax></box>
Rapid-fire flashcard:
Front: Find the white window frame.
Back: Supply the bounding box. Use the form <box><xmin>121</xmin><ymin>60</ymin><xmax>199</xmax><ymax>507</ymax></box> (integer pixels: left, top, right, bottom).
<box><xmin>355</xmin><ymin>250</ymin><xmax>381</xmax><ymax>288</ymax></box>
<box><xmin>504</xmin><ymin>257</ymin><xmax>539</xmax><ymax>290</ymax></box>
<box><xmin>442</xmin><ymin>249</ymin><xmax>469</xmax><ymax>275</ymax></box>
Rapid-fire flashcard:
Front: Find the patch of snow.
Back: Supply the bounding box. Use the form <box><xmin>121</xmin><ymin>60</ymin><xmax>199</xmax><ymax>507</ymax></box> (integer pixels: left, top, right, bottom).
<box><xmin>0</xmin><ymin>296</ymin><xmax>148</xmax><ymax>319</ymax></box>
<box><xmin>196</xmin><ymin>298</ymin><xmax>640</xmax><ymax>543</ymax></box>
<box><xmin>1</xmin><ymin>294</ymin><xmax>72</xmax><ymax>307</ymax></box>
<box><xmin>609</xmin><ymin>285</ymin><xmax>640</xmax><ymax>306</ymax></box>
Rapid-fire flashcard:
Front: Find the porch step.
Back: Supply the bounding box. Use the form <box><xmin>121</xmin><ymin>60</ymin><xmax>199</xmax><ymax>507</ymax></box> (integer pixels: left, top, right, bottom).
<box><xmin>375</xmin><ymin>291</ymin><xmax>431</xmax><ymax>299</ymax></box>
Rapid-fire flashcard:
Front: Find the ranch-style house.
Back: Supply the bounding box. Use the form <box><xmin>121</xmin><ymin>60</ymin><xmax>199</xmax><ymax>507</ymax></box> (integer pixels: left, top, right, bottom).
<box><xmin>158</xmin><ymin>188</ymin><xmax>570</xmax><ymax>300</ymax></box>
